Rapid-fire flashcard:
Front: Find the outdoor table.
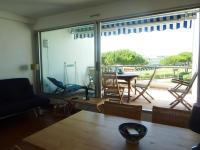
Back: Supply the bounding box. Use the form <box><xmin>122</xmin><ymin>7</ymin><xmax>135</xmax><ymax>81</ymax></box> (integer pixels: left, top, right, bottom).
<box><xmin>117</xmin><ymin>73</ymin><xmax>139</xmax><ymax>102</ymax></box>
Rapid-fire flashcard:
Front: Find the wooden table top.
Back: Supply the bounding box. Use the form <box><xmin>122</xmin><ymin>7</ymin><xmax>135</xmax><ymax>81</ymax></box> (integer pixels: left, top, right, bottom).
<box><xmin>117</xmin><ymin>73</ymin><xmax>139</xmax><ymax>80</ymax></box>
<box><xmin>24</xmin><ymin>111</ymin><xmax>200</xmax><ymax>150</ymax></box>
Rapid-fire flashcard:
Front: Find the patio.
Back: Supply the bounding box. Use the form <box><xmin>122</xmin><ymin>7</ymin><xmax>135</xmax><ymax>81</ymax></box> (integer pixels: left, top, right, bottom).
<box><xmin>45</xmin><ymin>64</ymin><xmax>196</xmax><ymax>112</ymax></box>
<box><xmin>100</xmin><ymin>66</ymin><xmax>195</xmax><ymax>111</ymax></box>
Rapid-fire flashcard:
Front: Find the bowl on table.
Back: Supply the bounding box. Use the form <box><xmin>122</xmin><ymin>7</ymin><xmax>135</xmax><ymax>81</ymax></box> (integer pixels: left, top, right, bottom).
<box><xmin>119</xmin><ymin>122</ymin><xmax>147</xmax><ymax>144</ymax></box>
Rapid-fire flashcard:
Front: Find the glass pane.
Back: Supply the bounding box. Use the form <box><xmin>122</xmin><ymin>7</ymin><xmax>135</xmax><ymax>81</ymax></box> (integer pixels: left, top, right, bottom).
<box><xmin>101</xmin><ymin>9</ymin><xmax>198</xmax><ymax>110</ymax></box>
<box><xmin>40</xmin><ymin>24</ymin><xmax>95</xmax><ymax>99</ymax></box>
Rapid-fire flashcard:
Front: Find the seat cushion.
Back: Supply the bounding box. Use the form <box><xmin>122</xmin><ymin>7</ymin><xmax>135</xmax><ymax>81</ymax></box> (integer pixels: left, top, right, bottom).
<box><xmin>0</xmin><ymin>96</ymin><xmax>49</xmax><ymax>117</ymax></box>
<box><xmin>0</xmin><ymin>78</ymin><xmax>34</xmax><ymax>101</ymax></box>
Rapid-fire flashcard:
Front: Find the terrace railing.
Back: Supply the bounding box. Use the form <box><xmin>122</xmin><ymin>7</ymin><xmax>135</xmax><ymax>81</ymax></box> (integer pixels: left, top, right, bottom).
<box><xmin>87</xmin><ymin>65</ymin><xmax>192</xmax><ymax>90</ymax></box>
<box><xmin>102</xmin><ymin>65</ymin><xmax>192</xmax><ymax>81</ymax></box>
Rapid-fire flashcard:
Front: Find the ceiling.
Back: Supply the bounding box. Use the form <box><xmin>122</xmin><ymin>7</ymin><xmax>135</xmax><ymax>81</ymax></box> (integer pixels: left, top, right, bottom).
<box><xmin>0</xmin><ymin>0</ymin><xmax>118</xmax><ymax>19</ymax></box>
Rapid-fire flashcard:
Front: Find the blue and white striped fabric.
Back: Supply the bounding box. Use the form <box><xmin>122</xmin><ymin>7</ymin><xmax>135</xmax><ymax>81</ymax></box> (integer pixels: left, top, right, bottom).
<box><xmin>71</xmin><ymin>12</ymin><xmax>196</xmax><ymax>39</ymax></box>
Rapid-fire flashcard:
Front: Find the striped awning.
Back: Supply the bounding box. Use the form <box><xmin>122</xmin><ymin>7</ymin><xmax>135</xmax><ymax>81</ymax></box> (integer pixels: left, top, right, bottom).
<box><xmin>71</xmin><ymin>10</ymin><xmax>197</xmax><ymax>39</ymax></box>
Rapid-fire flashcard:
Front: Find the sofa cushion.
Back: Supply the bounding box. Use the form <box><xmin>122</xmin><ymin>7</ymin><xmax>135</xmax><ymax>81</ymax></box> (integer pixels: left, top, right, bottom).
<box><xmin>0</xmin><ymin>96</ymin><xmax>49</xmax><ymax>117</ymax></box>
<box><xmin>0</xmin><ymin>78</ymin><xmax>34</xmax><ymax>101</ymax></box>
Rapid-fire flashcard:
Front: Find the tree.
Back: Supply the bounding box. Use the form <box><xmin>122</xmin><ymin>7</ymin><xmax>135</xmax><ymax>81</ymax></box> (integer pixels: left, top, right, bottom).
<box><xmin>178</xmin><ymin>52</ymin><xmax>192</xmax><ymax>65</ymax></box>
<box><xmin>102</xmin><ymin>49</ymin><xmax>148</xmax><ymax>65</ymax></box>
<box><xmin>160</xmin><ymin>55</ymin><xmax>180</xmax><ymax>65</ymax></box>
<box><xmin>160</xmin><ymin>52</ymin><xmax>192</xmax><ymax>66</ymax></box>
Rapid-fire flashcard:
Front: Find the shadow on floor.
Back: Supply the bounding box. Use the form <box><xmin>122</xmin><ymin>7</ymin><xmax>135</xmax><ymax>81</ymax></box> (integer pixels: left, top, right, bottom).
<box><xmin>0</xmin><ymin>105</ymin><xmax>78</xmax><ymax>150</ymax></box>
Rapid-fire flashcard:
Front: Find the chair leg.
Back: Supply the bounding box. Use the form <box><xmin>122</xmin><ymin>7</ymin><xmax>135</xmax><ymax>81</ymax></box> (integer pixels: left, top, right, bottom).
<box><xmin>141</xmin><ymin>94</ymin><xmax>151</xmax><ymax>103</ymax></box>
<box><xmin>180</xmin><ymin>100</ymin><xmax>191</xmax><ymax>110</ymax></box>
<box><xmin>182</xmin><ymin>100</ymin><xmax>192</xmax><ymax>109</ymax></box>
<box><xmin>118</xmin><ymin>88</ymin><xmax>125</xmax><ymax>104</ymax></box>
<box><xmin>132</xmin><ymin>88</ymin><xmax>151</xmax><ymax>103</ymax></box>
<box><xmin>170</xmin><ymin>100</ymin><xmax>180</xmax><ymax>109</ymax></box>
<box><xmin>168</xmin><ymin>91</ymin><xmax>179</xmax><ymax>99</ymax></box>
<box><xmin>170</xmin><ymin>100</ymin><xmax>178</xmax><ymax>105</ymax></box>
<box><xmin>145</xmin><ymin>91</ymin><xmax>154</xmax><ymax>100</ymax></box>
<box><xmin>182</xmin><ymin>99</ymin><xmax>192</xmax><ymax>107</ymax></box>
<box><xmin>169</xmin><ymin>91</ymin><xmax>180</xmax><ymax>105</ymax></box>
<box><xmin>170</xmin><ymin>98</ymin><xmax>191</xmax><ymax>110</ymax></box>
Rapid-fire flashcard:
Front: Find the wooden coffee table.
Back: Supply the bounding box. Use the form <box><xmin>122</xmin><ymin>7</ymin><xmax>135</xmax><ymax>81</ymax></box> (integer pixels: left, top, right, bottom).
<box><xmin>24</xmin><ymin>111</ymin><xmax>200</xmax><ymax>150</ymax></box>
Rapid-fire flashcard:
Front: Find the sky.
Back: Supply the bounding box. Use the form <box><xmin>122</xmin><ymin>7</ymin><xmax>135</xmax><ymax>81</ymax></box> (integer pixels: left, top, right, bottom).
<box><xmin>101</xmin><ymin>28</ymin><xmax>194</xmax><ymax>58</ymax></box>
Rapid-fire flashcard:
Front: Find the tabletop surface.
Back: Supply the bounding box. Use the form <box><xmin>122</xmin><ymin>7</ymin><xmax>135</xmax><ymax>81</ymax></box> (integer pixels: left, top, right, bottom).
<box><xmin>24</xmin><ymin>111</ymin><xmax>200</xmax><ymax>150</ymax></box>
<box><xmin>117</xmin><ymin>73</ymin><xmax>139</xmax><ymax>78</ymax></box>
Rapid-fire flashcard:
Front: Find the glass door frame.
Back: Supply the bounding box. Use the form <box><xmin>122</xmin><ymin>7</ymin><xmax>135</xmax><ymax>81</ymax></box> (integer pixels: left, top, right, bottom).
<box><xmin>94</xmin><ymin>21</ymin><xmax>102</xmax><ymax>98</ymax></box>
<box><xmin>35</xmin><ymin>22</ymin><xmax>102</xmax><ymax>97</ymax></box>
<box><xmin>34</xmin><ymin>9</ymin><xmax>200</xmax><ymax>102</ymax></box>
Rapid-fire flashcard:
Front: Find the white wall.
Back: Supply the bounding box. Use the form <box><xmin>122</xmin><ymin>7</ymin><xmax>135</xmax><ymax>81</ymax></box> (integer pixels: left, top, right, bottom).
<box><xmin>41</xmin><ymin>28</ymin><xmax>94</xmax><ymax>93</ymax></box>
<box><xmin>0</xmin><ymin>12</ymin><xmax>34</xmax><ymax>82</ymax></box>
<box><xmin>34</xmin><ymin>0</ymin><xmax>200</xmax><ymax>30</ymax></box>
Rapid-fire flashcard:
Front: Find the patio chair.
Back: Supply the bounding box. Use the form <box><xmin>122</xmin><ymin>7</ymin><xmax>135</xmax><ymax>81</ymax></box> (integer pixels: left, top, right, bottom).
<box><xmin>102</xmin><ymin>72</ymin><xmax>125</xmax><ymax>104</ymax></box>
<box><xmin>103</xmin><ymin>101</ymin><xmax>142</xmax><ymax>120</ymax></box>
<box><xmin>168</xmin><ymin>72</ymin><xmax>197</xmax><ymax>110</ymax></box>
<box><xmin>87</xmin><ymin>66</ymin><xmax>95</xmax><ymax>90</ymax></box>
<box><xmin>132</xmin><ymin>68</ymin><xmax>156</xmax><ymax>103</ymax></box>
<box><xmin>47</xmin><ymin>77</ymin><xmax>89</xmax><ymax>99</ymax></box>
<box><xmin>152</xmin><ymin>106</ymin><xmax>191</xmax><ymax>128</ymax></box>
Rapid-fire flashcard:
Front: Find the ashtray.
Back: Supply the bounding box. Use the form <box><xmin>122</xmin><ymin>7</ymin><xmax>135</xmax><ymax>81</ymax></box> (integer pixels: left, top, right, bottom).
<box><xmin>119</xmin><ymin>122</ymin><xmax>147</xmax><ymax>144</ymax></box>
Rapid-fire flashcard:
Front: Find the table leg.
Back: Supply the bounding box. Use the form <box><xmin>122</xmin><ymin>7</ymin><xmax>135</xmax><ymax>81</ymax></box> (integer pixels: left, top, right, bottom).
<box><xmin>135</xmin><ymin>79</ymin><xmax>137</xmax><ymax>95</ymax></box>
<box><xmin>128</xmin><ymin>80</ymin><xmax>130</xmax><ymax>102</ymax></box>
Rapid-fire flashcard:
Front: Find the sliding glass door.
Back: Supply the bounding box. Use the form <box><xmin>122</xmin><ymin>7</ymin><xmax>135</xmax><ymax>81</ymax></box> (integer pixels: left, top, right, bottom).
<box><xmin>40</xmin><ymin>24</ymin><xmax>95</xmax><ymax>99</ymax></box>
<box><xmin>100</xmin><ymin>8</ymin><xmax>199</xmax><ymax>110</ymax></box>
<box><xmin>37</xmin><ymin>8</ymin><xmax>199</xmax><ymax>106</ymax></box>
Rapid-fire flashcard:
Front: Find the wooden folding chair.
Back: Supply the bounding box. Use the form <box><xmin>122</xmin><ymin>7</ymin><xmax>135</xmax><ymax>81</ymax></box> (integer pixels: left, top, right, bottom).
<box><xmin>168</xmin><ymin>72</ymin><xmax>197</xmax><ymax>110</ymax></box>
<box><xmin>152</xmin><ymin>106</ymin><xmax>191</xmax><ymax>128</ymax></box>
<box><xmin>102</xmin><ymin>72</ymin><xmax>125</xmax><ymax>104</ymax></box>
<box><xmin>103</xmin><ymin>101</ymin><xmax>142</xmax><ymax>120</ymax></box>
<box><xmin>132</xmin><ymin>69</ymin><xmax>156</xmax><ymax>103</ymax></box>
<box><xmin>87</xmin><ymin>66</ymin><xmax>95</xmax><ymax>90</ymax></box>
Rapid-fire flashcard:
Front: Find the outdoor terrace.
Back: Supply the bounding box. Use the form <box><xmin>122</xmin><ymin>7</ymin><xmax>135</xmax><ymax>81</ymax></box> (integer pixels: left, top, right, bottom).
<box><xmin>100</xmin><ymin>65</ymin><xmax>195</xmax><ymax>111</ymax></box>
<box><xmin>124</xmin><ymin>88</ymin><xmax>195</xmax><ymax>111</ymax></box>
<box><xmin>47</xmin><ymin>65</ymin><xmax>195</xmax><ymax>111</ymax></box>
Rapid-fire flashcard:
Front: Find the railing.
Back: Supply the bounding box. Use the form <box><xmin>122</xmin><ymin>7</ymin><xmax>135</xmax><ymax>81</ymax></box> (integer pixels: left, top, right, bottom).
<box><xmin>101</xmin><ymin>65</ymin><xmax>192</xmax><ymax>81</ymax></box>
<box><xmin>87</xmin><ymin>65</ymin><xmax>192</xmax><ymax>90</ymax></box>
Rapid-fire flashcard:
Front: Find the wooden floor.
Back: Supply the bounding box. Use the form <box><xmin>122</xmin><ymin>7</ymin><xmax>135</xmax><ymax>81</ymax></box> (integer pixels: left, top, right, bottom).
<box><xmin>0</xmin><ymin>88</ymin><xmax>194</xmax><ymax>149</ymax></box>
<box><xmin>0</xmin><ymin>106</ymin><xmax>75</xmax><ymax>150</ymax></box>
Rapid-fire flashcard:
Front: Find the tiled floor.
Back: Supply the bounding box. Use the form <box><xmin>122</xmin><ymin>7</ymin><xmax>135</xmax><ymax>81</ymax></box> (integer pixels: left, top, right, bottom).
<box><xmin>124</xmin><ymin>88</ymin><xmax>195</xmax><ymax>111</ymax></box>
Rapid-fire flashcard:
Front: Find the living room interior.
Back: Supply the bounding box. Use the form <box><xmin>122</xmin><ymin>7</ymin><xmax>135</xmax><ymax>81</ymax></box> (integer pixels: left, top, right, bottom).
<box><xmin>1</xmin><ymin>0</ymin><xmax>200</xmax><ymax>150</ymax></box>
